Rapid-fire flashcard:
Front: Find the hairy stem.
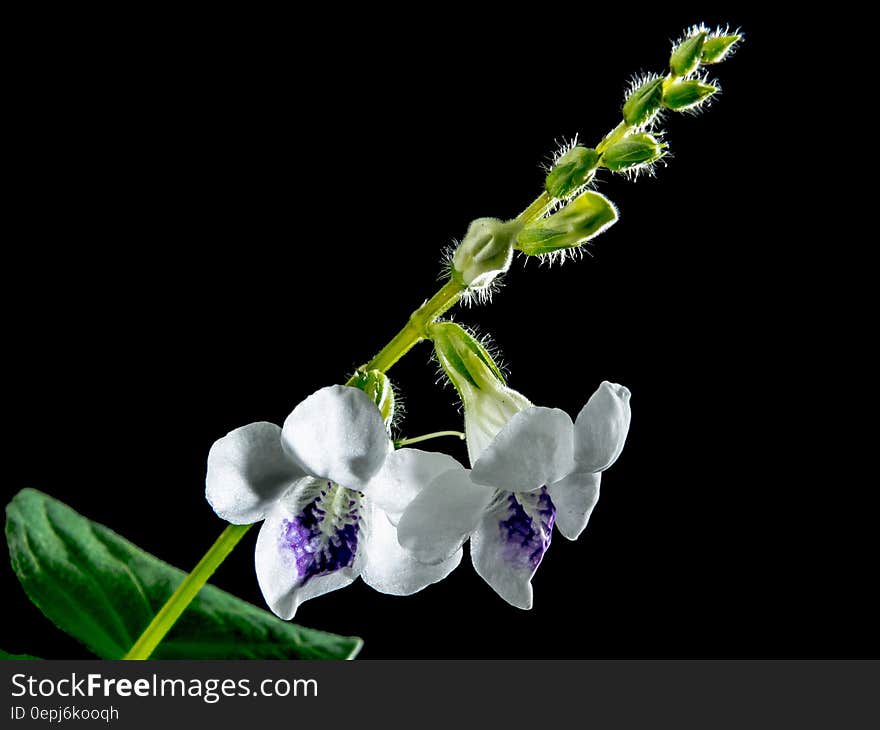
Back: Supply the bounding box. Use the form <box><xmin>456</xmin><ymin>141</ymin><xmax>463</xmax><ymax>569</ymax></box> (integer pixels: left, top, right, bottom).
<box><xmin>597</xmin><ymin>121</ymin><xmax>631</xmax><ymax>153</ymax></box>
<box><xmin>351</xmin><ymin>195</ymin><xmax>561</xmax><ymax>384</ymax></box>
<box><xmin>516</xmin><ymin>191</ymin><xmax>555</xmax><ymax>224</ymax></box>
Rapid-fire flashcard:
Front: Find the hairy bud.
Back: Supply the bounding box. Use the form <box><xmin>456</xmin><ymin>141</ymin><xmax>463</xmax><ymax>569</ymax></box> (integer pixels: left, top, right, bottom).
<box><xmin>662</xmin><ymin>79</ymin><xmax>717</xmax><ymax>111</ymax></box>
<box><xmin>602</xmin><ymin>133</ymin><xmax>664</xmax><ymax>172</ymax></box>
<box><xmin>451</xmin><ymin>218</ymin><xmax>522</xmax><ymax>289</ymax></box>
<box><xmin>516</xmin><ymin>190</ymin><xmax>618</xmax><ymax>256</ymax></box>
<box><xmin>545</xmin><ymin>146</ymin><xmax>601</xmax><ymax>199</ymax></box>
<box><xmin>702</xmin><ymin>32</ymin><xmax>741</xmax><ymax>63</ymax></box>
<box><xmin>349</xmin><ymin>369</ymin><xmax>395</xmax><ymax>426</ymax></box>
<box><xmin>623</xmin><ymin>76</ymin><xmax>664</xmax><ymax>127</ymax></box>
<box><xmin>670</xmin><ymin>29</ymin><xmax>707</xmax><ymax>77</ymax></box>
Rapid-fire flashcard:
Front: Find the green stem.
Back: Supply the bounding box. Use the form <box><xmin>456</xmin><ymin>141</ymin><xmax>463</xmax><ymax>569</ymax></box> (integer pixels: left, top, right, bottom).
<box><xmin>516</xmin><ymin>191</ymin><xmax>554</xmax><ymax>223</ymax></box>
<box><xmin>349</xmin><ymin>184</ymin><xmax>565</xmax><ymax>385</ymax></box>
<box><xmin>395</xmin><ymin>430</ymin><xmax>465</xmax><ymax>448</ymax></box>
<box><xmin>597</xmin><ymin>121</ymin><xmax>631</xmax><ymax>153</ymax></box>
<box><xmin>123</xmin><ymin>523</ymin><xmax>252</xmax><ymax>660</ymax></box>
<box><xmin>350</xmin><ymin>278</ymin><xmax>465</xmax><ymax>378</ymax></box>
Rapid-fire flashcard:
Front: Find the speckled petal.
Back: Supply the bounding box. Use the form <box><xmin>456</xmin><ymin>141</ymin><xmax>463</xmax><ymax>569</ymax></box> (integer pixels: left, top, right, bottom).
<box><xmin>470</xmin><ymin>488</ymin><xmax>556</xmax><ymax>610</ymax></box>
<box><xmin>255</xmin><ymin>478</ymin><xmax>363</xmax><ymax>620</ymax></box>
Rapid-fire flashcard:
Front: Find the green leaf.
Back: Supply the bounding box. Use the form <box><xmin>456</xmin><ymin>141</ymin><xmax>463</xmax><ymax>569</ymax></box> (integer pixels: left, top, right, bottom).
<box><xmin>1</xmin><ymin>649</ymin><xmax>41</xmax><ymax>660</ymax></box>
<box><xmin>5</xmin><ymin>489</ymin><xmax>363</xmax><ymax>660</ymax></box>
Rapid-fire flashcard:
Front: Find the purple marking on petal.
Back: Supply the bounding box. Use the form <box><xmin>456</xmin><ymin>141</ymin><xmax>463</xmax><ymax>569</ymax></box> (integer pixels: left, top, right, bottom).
<box><xmin>498</xmin><ymin>487</ymin><xmax>556</xmax><ymax>569</ymax></box>
<box><xmin>280</xmin><ymin>483</ymin><xmax>359</xmax><ymax>585</ymax></box>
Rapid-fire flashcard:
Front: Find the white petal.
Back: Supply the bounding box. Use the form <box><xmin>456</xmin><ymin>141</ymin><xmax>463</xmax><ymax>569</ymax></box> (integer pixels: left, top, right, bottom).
<box><xmin>470</xmin><ymin>489</ymin><xmax>555</xmax><ymax>610</ymax></box>
<box><xmin>397</xmin><ymin>468</ymin><xmax>495</xmax><ymax>565</ymax></box>
<box><xmin>573</xmin><ymin>381</ymin><xmax>632</xmax><ymax>473</ymax></box>
<box><xmin>470</xmin><ymin>407</ymin><xmax>574</xmax><ymax>491</ymax></box>
<box><xmin>255</xmin><ymin>478</ymin><xmax>363</xmax><ymax>619</ymax></box>
<box><xmin>360</xmin><ymin>502</ymin><xmax>462</xmax><ymax>595</ymax></box>
<box><xmin>281</xmin><ymin>385</ymin><xmax>390</xmax><ymax>491</ymax></box>
<box><xmin>364</xmin><ymin>448</ymin><xmax>464</xmax><ymax>524</ymax></box>
<box><xmin>463</xmin><ymin>384</ymin><xmax>533</xmax><ymax>464</ymax></box>
<box><xmin>547</xmin><ymin>471</ymin><xmax>601</xmax><ymax>541</ymax></box>
<box><xmin>205</xmin><ymin>422</ymin><xmax>303</xmax><ymax>525</ymax></box>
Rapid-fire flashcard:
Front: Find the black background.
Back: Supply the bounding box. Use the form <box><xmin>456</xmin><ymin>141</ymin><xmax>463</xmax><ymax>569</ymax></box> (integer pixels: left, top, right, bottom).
<box><xmin>5</xmin><ymin>8</ymin><xmax>873</xmax><ymax>658</ymax></box>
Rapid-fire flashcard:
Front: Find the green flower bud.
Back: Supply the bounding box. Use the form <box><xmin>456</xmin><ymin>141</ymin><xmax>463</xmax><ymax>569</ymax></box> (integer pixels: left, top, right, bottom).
<box><xmin>349</xmin><ymin>369</ymin><xmax>394</xmax><ymax>426</ymax></box>
<box><xmin>670</xmin><ymin>29</ymin><xmax>707</xmax><ymax>76</ymax></box>
<box><xmin>602</xmin><ymin>133</ymin><xmax>664</xmax><ymax>172</ymax></box>
<box><xmin>516</xmin><ymin>190</ymin><xmax>618</xmax><ymax>256</ymax></box>
<box><xmin>622</xmin><ymin>76</ymin><xmax>664</xmax><ymax>127</ymax></box>
<box><xmin>545</xmin><ymin>146</ymin><xmax>600</xmax><ymax>199</ymax></box>
<box><xmin>662</xmin><ymin>79</ymin><xmax>717</xmax><ymax>111</ymax></box>
<box><xmin>451</xmin><ymin>217</ymin><xmax>522</xmax><ymax>289</ymax></box>
<box><xmin>701</xmin><ymin>34</ymin><xmax>741</xmax><ymax>64</ymax></box>
<box><xmin>429</xmin><ymin>321</ymin><xmax>506</xmax><ymax>392</ymax></box>
<box><xmin>428</xmin><ymin>320</ymin><xmax>532</xmax><ymax>463</ymax></box>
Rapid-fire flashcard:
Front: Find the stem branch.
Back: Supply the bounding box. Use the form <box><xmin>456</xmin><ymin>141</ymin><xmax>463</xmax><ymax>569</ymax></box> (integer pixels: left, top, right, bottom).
<box><xmin>395</xmin><ymin>430</ymin><xmax>466</xmax><ymax>447</ymax></box>
<box><xmin>350</xmin><ymin>278</ymin><xmax>465</xmax><ymax>378</ymax></box>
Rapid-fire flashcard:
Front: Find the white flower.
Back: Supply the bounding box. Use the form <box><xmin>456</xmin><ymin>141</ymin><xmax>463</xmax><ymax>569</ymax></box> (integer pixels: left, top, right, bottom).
<box><xmin>397</xmin><ymin>381</ymin><xmax>631</xmax><ymax>610</ymax></box>
<box><xmin>206</xmin><ymin>384</ymin><xmax>462</xmax><ymax>619</ymax></box>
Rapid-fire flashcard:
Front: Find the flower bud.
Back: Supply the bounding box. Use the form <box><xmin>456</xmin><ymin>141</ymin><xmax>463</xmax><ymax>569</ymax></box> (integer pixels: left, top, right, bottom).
<box><xmin>601</xmin><ymin>133</ymin><xmax>664</xmax><ymax>172</ymax></box>
<box><xmin>428</xmin><ymin>321</ymin><xmax>531</xmax><ymax>463</ymax></box>
<box><xmin>670</xmin><ymin>29</ymin><xmax>707</xmax><ymax>77</ymax></box>
<box><xmin>701</xmin><ymin>33</ymin><xmax>741</xmax><ymax>64</ymax></box>
<box><xmin>349</xmin><ymin>369</ymin><xmax>394</xmax><ymax>426</ymax></box>
<box><xmin>545</xmin><ymin>146</ymin><xmax>600</xmax><ymax>199</ymax></box>
<box><xmin>516</xmin><ymin>190</ymin><xmax>618</xmax><ymax>256</ymax></box>
<box><xmin>451</xmin><ymin>217</ymin><xmax>521</xmax><ymax>289</ymax></box>
<box><xmin>622</xmin><ymin>76</ymin><xmax>664</xmax><ymax>127</ymax></box>
<box><xmin>662</xmin><ymin>79</ymin><xmax>717</xmax><ymax>111</ymax></box>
